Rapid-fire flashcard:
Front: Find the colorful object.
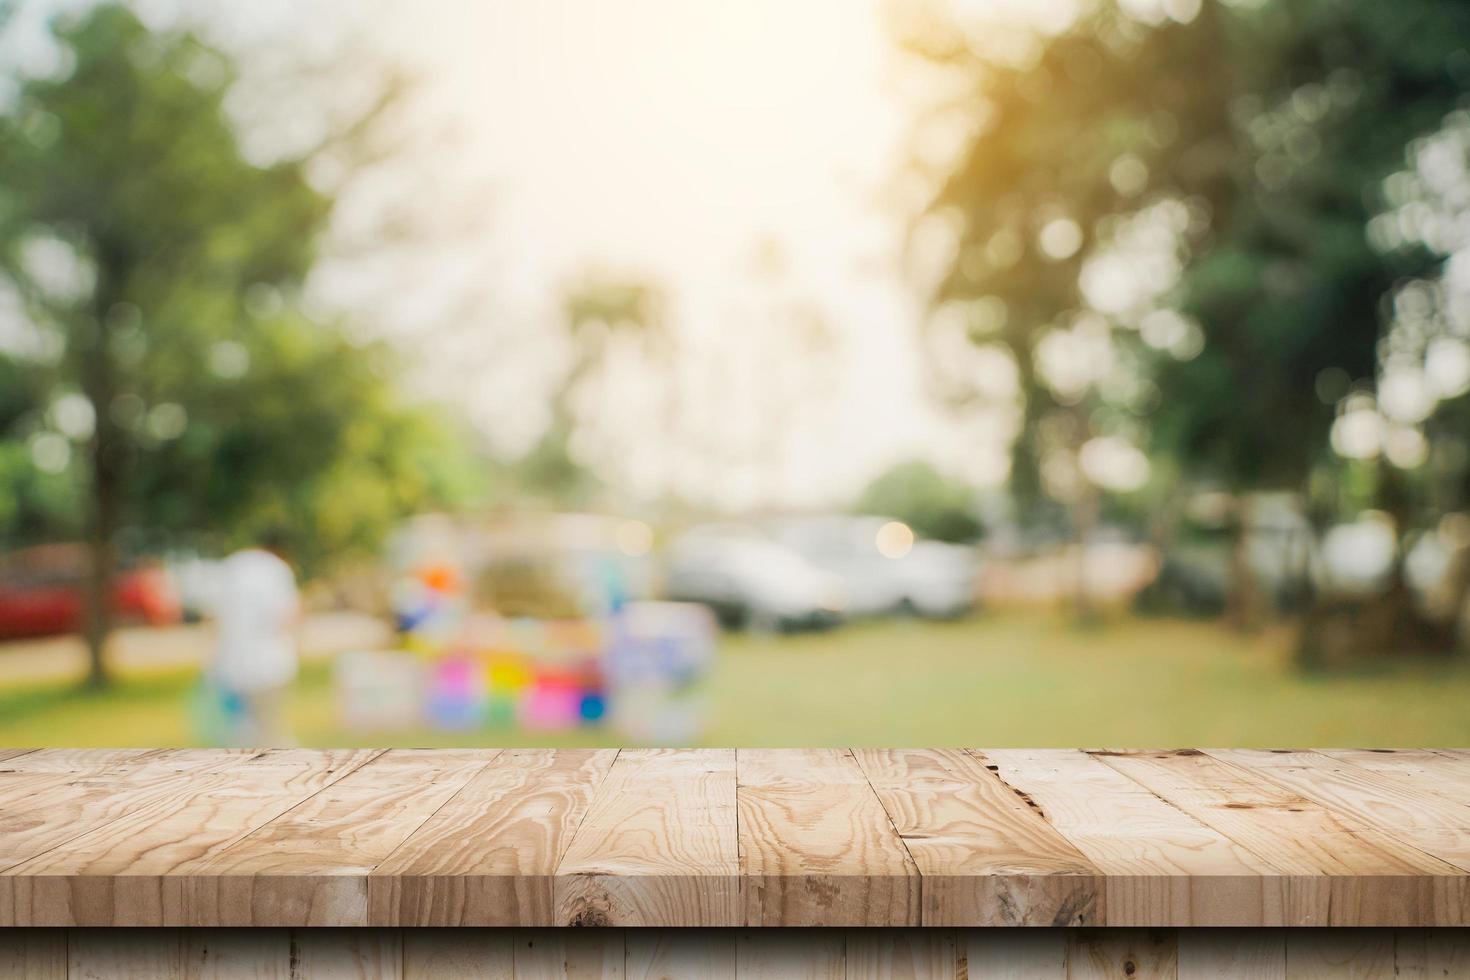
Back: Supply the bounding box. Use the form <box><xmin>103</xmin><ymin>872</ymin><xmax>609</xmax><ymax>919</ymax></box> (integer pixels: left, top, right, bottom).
<box><xmin>605</xmin><ymin>601</ymin><xmax>717</xmax><ymax>744</ymax></box>
<box><xmin>338</xmin><ymin>556</ymin><xmax>715</xmax><ymax>738</ymax></box>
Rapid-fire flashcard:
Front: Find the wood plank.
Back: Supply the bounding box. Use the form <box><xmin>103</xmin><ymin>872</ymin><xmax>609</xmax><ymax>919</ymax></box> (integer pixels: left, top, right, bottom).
<box><xmin>0</xmin><ymin>750</ymin><xmax>261</xmax><ymax>888</ymax></box>
<box><xmin>1390</xmin><ymin>928</ymin><xmax>1470</xmax><ymax>978</ymax></box>
<box><xmin>554</xmin><ymin>749</ymin><xmax>738</xmax><ymax>927</ymax></box>
<box><xmin>734</xmin><ymin>929</ymin><xmax>843</xmax><ymax>979</ymax></box>
<box><xmin>4</xmin><ymin>927</ymin><xmax>1469</xmax><ymax>979</ymax></box>
<box><xmin>513</xmin><ymin>929</ymin><xmax>623</xmax><ymax>980</ymax></box>
<box><xmin>1208</xmin><ymin>750</ymin><xmax>1470</xmax><ymax>877</ymax></box>
<box><xmin>179</xmin><ymin>749</ymin><xmax>497</xmax><ymax>926</ymax></box>
<box><xmin>964</xmin><ymin>929</ymin><xmax>1067</xmax><ymax>979</ymax></box>
<box><xmin>372</xmin><ymin>749</ymin><xmax>618</xmax><ymax>927</ymax></box>
<box><xmin>1093</xmin><ymin>749</ymin><xmax>1462</xmax><ymax>926</ymax></box>
<box><xmin>0</xmin><ymin>928</ymin><xmax>65</xmax><ymax>980</ymax></box>
<box><xmin>291</xmin><ymin>928</ymin><xmax>402</xmax><ymax>979</ymax></box>
<box><xmin>0</xmin><ymin>752</ymin><xmax>199</xmax><ymax>775</ymax></box>
<box><xmin>183</xmin><ymin>928</ymin><xmax>291</xmax><ymax>979</ymax></box>
<box><xmin>1317</xmin><ymin>749</ymin><xmax>1470</xmax><ymax>808</ymax></box>
<box><xmin>738</xmin><ymin>748</ymin><xmax>920</xmax><ymax>927</ymax></box>
<box><xmin>0</xmin><ymin>748</ymin><xmax>183</xmax><ymax>814</ymax></box>
<box><xmin>845</xmin><ymin>928</ymin><xmax>962</xmax><ymax>979</ymax></box>
<box><xmin>68</xmin><ymin>928</ymin><xmax>183</xmax><ymax>979</ymax></box>
<box><xmin>0</xmin><ymin>748</ymin><xmax>155</xmax><ymax>774</ymax></box>
<box><xmin>853</xmin><ymin>748</ymin><xmax>1101</xmax><ymax>926</ymax></box>
<box><xmin>2</xmin><ymin>749</ymin><xmax>380</xmax><ymax>926</ymax></box>
<box><xmin>3</xmin><ymin>747</ymin><xmax>1470</xmax><ymax>931</ymax></box>
<box><xmin>1282</xmin><ymin>929</ymin><xmax>1392</xmax><ymax>979</ymax></box>
<box><xmin>402</xmin><ymin>930</ymin><xmax>515</xmax><ymax>979</ymax></box>
<box><xmin>1066</xmin><ymin>929</ymin><xmax>1177</xmax><ymax>980</ymax></box>
<box><xmin>1176</xmin><ymin>930</ymin><xmax>1284</xmax><ymax>979</ymax></box>
<box><xmin>979</xmin><ymin>750</ymin><xmax>1279</xmax><ymax>926</ymax></box>
<box><xmin>0</xmin><ymin>749</ymin><xmax>35</xmax><ymax>765</ymax></box>
<box><xmin>624</xmin><ymin>929</ymin><xmax>735</xmax><ymax>980</ymax></box>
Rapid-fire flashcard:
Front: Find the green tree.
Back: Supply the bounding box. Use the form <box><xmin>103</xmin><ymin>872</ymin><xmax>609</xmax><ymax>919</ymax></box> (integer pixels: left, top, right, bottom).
<box><xmin>855</xmin><ymin>460</ymin><xmax>981</xmax><ymax>543</ymax></box>
<box><xmin>899</xmin><ymin>0</ymin><xmax>1233</xmax><ymax>619</ymax></box>
<box><xmin>1152</xmin><ymin>0</ymin><xmax>1470</xmax><ymax>634</ymax></box>
<box><xmin>903</xmin><ymin>0</ymin><xmax>1470</xmax><ymax>636</ymax></box>
<box><xmin>0</xmin><ymin>5</ymin><xmax>475</xmax><ymax>684</ymax></box>
<box><xmin>901</xmin><ymin>1</ymin><xmax>1233</xmax><ymax>521</ymax></box>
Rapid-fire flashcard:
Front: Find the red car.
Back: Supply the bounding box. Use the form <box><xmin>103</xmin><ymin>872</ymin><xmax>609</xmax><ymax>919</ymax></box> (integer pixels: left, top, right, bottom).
<box><xmin>0</xmin><ymin>544</ymin><xmax>182</xmax><ymax>639</ymax></box>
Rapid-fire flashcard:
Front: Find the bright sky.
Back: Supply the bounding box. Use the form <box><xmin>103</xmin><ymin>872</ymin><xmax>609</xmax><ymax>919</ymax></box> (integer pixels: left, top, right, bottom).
<box><xmin>371</xmin><ymin>0</ymin><xmax>969</xmax><ymax>509</ymax></box>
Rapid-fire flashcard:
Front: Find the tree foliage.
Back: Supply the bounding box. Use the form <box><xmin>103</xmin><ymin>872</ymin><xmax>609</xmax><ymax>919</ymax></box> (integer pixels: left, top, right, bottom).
<box><xmin>0</xmin><ymin>5</ymin><xmax>478</xmax><ymax>681</ymax></box>
<box><xmin>1155</xmin><ymin>0</ymin><xmax>1470</xmax><ymax>495</ymax></box>
<box><xmin>855</xmin><ymin>459</ymin><xmax>982</xmax><ymax>543</ymax></box>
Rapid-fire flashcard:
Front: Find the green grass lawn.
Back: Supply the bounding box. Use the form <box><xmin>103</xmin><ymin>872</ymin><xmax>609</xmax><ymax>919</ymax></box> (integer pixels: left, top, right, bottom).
<box><xmin>2</xmin><ymin>612</ymin><xmax>1468</xmax><ymax>746</ymax></box>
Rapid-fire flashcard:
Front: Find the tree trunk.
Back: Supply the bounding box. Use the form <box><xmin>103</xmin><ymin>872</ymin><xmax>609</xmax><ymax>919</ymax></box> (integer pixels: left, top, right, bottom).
<box><xmin>80</xmin><ymin>262</ymin><xmax>124</xmax><ymax>690</ymax></box>
<box><xmin>1071</xmin><ymin>481</ymin><xmax>1100</xmax><ymax>626</ymax></box>
<box><xmin>1224</xmin><ymin>493</ymin><xmax>1258</xmax><ymax>631</ymax></box>
<box><xmin>81</xmin><ymin>462</ymin><xmax>117</xmax><ymax>689</ymax></box>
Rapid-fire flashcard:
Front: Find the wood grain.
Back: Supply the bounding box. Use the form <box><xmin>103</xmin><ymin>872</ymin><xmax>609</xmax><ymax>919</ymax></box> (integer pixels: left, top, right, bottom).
<box><xmin>853</xmin><ymin>748</ymin><xmax>1100</xmax><ymax>926</ymax></box>
<box><xmin>0</xmin><ymin>927</ymin><xmax>65</xmax><ymax>980</ymax></box>
<box><xmin>1066</xmin><ymin>929</ymin><xmax>1177</xmax><ymax>979</ymax></box>
<box><xmin>1390</xmin><ymin>928</ymin><xmax>1470</xmax><ymax>979</ymax></box>
<box><xmin>1176</xmin><ymin>930</ymin><xmax>1284</xmax><ymax>979</ymax></box>
<box><xmin>290</xmin><ymin>929</ymin><xmax>402</xmax><ymax>980</ymax></box>
<box><xmin>67</xmin><ymin>929</ymin><xmax>183</xmax><ymax>979</ymax></box>
<box><xmin>3</xmin><ymin>748</ymin><xmax>1469</xmax><ymax>930</ymax></box>
<box><xmin>183</xmin><ymin>929</ymin><xmax>291</xmax><ymax>979</ymax></box>
<box><xmin>964</xmin><ymin>929</ymin><xmax>1067</xmax><ymax>979</ymax></box>
<box><xmin>624</xmin><ymin>929</ymin><xmax>735</xmax><ymax>980</ymax></box>
<box><xmin>1282</xmin><ymin>929</ymin><xmax>1392</xmax><ymax>979</ymax></box>
<box><xmin>402</xmin><ymin>930</ymin><xmax>515</xmax><ymax>979</ymax></box>
<box><xmin>845</xmin><ymin>928</ymin><xmax>961</xmax><ymax>979</ymax></box>
<box><xmin>980</xmin><ymin>749</ymin><xmax>1279</xmax><ymax>926</ymax></box>
<box><xmin>1208</xmin><ymin>750</ymin><xmax>1470</xmax><ymax>873</ymax></box>
<box><xmin>0</xmin><ymin>748</ymin><xmax>155</xmax><ymax>778</ymax></box>
<box><xmin>373</xmin><ymin>749</ymin><xmax>617</xmax><ymax>927</ymax></box>
<box><xmin>2</xmin><ymin>749</ymin><xmax>379</xmax><ymax>926</ymax></box>
<box><xmin>0</xmin><ymin>750</ymin><xmax>271</xmax><ymax>927</ymax></box>
<box><xmin>0</xmin><ymin>750</ymin><xmax>231</xmax><ymax>870</ymax></box>
<box><xmin>3</xmin><ymin>927</ymin><xmax>1470</xmax><ymax>978</ymax></box>
<box><xmin>739</xmin><ymin>749</ymin><xmax>919</xmax><ymax>927</ymax></box>
<box><xmin>179</xmin><ymin>749</ymin><xmax>496</xmax><ymax>926</ymax></box>
<box><xmin>734</xmin><ymin>930</ymin><xmax>843</xmax><ymax>980</ymax></box>
<box><xmin>1093</xmin><ymin>749</ymin><xmax>1461</xmax><ymax>926</ymax></box>
<box><xmin>1317</xmin><ymin>748</ymin><xmax>1470</xmax><ymax>808</ymax></box>
<box><xmin>513</xmin><ymin>929</ymin><xmax>622</xmax><ymax>980</ymax></box>
<box><xmin>554</xmin><ymin>749</ymin><xmax>739</xmax><ymax>927</ymax></box>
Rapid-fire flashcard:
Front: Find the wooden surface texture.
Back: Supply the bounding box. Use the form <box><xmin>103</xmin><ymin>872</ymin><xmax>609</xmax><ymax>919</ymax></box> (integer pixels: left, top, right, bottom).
<box><xmin>0</xmin><ymin>748</ymin><xmax>1467</xmax><ymax>928</ymax></box>
<box><xmin>2</xmin><ymin>927</ymin><xmax>1467</xmax><ymax>979</ymax></box>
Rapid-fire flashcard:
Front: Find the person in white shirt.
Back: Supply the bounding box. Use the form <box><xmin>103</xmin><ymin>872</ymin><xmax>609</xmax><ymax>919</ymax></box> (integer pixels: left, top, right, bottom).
<box><xmin>210</xmin><ymin>530</ymin><xmax>300</xmax><ymax>746</ymax></box>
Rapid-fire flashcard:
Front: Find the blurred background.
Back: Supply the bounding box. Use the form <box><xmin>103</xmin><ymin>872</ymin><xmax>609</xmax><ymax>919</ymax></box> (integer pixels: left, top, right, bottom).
<box><xmin>3</xmin><ymin>0</ymin><xmax>1470</xmax><ymax>747</ymax></box>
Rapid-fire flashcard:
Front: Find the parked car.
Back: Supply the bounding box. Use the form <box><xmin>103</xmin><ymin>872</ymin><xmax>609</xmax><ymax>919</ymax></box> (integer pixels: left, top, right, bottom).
<box><xmin>0</xmin><ymin>544</ymin><xmax>182</xmax><ymax>639</ymax></box>
<box><xmin>664</xmin><ymin>528</ymin><xmax>845</xmax><ymax>632</ymax></box>
<box><xmin>768</xmin><ymin>515</ymin><xmax>979</xmax><ymax>619</ymax></box>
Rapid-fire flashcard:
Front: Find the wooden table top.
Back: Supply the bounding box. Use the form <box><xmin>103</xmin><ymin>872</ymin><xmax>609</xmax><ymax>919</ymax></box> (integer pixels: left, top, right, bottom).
<box><xmin>0</xmin><ymin>747</ymin><xmax>1467</xmax><ymax>929</ymax></box>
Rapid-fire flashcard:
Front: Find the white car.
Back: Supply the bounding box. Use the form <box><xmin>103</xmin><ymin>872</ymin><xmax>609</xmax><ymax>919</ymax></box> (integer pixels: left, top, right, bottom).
<box><xmin>664</xmin><ymin>530</ymin><xmax>846</xmax><ymax>632</ymax></box>
<box><xmin>770</xmin><ymin>515</ymin><xmax>978</xmax><ymax>619</ymax></box>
